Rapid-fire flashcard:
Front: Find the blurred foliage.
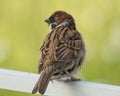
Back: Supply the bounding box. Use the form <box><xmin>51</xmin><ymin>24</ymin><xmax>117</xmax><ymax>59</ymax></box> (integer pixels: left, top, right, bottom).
<box><xmin>0</xmin><ymin>89</ymin><xmax>38</xmax><ymax>96</ymax></box>
<box><xmin>0</xmin><ymin>0</ymin><xmax>120</xmax><ymax>95</ymax></box>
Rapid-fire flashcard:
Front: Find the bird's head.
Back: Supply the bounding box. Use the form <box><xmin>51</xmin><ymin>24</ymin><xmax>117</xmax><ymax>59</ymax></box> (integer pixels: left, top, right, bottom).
<box><xmin>44</xmin><ymin>11</ymin><xmax>76</xmax><ymax>31</ymax></box>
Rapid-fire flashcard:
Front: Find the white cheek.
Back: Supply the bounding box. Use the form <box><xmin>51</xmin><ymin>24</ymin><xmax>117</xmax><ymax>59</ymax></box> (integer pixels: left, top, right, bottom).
<box><xmin>49</xmin><ymin>24</ymin><xmax>52</xmax><ymax>32</ymax></box>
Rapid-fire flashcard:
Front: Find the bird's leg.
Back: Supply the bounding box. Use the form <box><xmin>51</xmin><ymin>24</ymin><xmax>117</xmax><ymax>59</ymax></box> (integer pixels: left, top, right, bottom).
<box><xmin>51</xmin><ymin>76</ymin><xmax>61</xmax><ymax>80</ymax></box>
<box><xmin>64</xmin><ymin>70</ymin><xmax>80</xmax><ymax>82</ymax></box>
<box><xmin>50</xmin><ymin>76</ymin><xmax>61</xmax><ymax>82</ymax></box>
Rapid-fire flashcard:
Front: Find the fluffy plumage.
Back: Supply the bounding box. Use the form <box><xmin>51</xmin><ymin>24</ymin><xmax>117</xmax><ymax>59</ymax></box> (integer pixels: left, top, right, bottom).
<box><xmin>32</xmin><ymin>11</ymin><xmax>86</xmax><ymax>95</ymax></box>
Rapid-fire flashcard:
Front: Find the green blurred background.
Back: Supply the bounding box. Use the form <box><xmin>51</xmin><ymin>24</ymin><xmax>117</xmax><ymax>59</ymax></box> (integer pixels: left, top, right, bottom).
<box><xmin>0</xmin><ymin>0</ymin><xmax>120</xmax><ymax>96</ymax></box>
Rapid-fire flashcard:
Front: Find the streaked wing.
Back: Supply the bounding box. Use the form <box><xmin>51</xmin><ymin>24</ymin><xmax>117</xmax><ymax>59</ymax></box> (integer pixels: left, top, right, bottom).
<box><xmin>38</xmin><ymin>33</ymin><xmax>51</xmax><ymax>73</ymax></box>
<box><xmin>55</xmin><ymin>28</ymin><xmax>82</xmax><ymax>61</ymax></box>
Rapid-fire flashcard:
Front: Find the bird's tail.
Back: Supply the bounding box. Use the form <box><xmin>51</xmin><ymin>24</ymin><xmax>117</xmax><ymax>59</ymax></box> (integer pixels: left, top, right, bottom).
<box><xmin>32</xmin><ymin>70</ymin><xmax>51</xmax><ymax>94</ymax></box>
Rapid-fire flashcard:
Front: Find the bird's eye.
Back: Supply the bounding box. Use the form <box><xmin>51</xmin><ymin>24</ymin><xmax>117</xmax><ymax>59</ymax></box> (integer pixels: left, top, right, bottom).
<box><xmin>68</xmin><ymin>17</ymin><xmax>71</xmax><ymax>20</ymax></box>
<box><xmin>49</xmin><ymin>17</ymin><xmax>55</xmax><ymax>23</ymax></box>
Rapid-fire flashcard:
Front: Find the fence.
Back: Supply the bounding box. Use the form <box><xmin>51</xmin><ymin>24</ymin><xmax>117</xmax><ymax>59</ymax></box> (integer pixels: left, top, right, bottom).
<box><xmin>0</xmin><ymin>68</ymin><xmax>120</xmax><ymax>96</ymax></box>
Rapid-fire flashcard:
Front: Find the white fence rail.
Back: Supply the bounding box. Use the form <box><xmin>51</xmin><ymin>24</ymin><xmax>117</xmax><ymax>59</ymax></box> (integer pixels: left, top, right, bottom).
<box><xmin>0</xmin><ymin>68</ymin><xmax>120</xmax><ymax>96</ymax></box>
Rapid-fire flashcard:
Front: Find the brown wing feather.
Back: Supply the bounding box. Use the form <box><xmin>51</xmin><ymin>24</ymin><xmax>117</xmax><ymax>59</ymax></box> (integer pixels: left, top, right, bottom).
<box><xmin>55</xmin><ymin>27</ymin><xmax>82</xmax><ymax>61</ymax></box>
<box><xmin>38</xmin><ymin>33</ymin><xmax>52</xmax><ymax>73</ymax></box>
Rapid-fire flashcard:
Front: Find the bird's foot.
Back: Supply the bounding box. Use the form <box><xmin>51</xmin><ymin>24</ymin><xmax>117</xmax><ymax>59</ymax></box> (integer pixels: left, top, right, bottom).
<box><xmin>65</xmin><ymin>77</ymin><xmax>81</xmax><ymax>82</ymax></box>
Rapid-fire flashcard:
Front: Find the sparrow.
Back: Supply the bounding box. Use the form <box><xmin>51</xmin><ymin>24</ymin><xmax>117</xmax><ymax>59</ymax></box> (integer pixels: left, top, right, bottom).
<box><xmin>32</xmin><ymin>11</ymin><xmax>86</xmax><ymax>95</ymax></box>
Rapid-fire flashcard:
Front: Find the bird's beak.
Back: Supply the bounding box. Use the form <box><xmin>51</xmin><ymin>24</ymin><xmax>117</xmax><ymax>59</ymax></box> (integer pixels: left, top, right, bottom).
<box><xmin>44</xmin><ymin>19</ymin><xmax>50</xmax><ymax>24</ymax></box>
